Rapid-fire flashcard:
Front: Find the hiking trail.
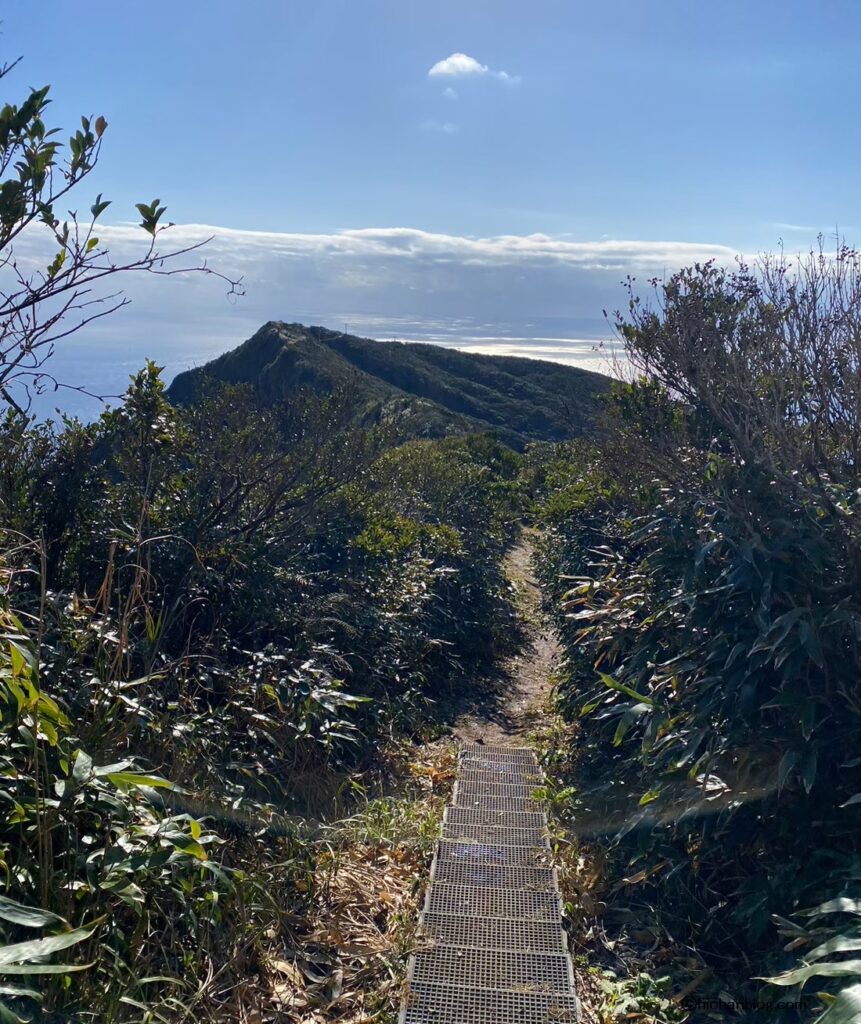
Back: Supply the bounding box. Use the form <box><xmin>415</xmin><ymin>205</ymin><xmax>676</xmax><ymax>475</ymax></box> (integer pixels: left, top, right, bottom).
<box><xmin>454</xmin><ymin>530</ymin><xmax>561</xmax><ymax>745</ymax></box>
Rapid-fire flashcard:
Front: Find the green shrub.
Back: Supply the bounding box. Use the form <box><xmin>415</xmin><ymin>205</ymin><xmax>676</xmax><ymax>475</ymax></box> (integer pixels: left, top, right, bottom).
<box><xmin>0</xmin><ymin>366</ymin><xmax>522</xmax><ymax>1018</ymax></box>
<box><xmin>534</xmin><ymin>248</ymin><xmax>861</xmax><ymax>1016</ymax></box>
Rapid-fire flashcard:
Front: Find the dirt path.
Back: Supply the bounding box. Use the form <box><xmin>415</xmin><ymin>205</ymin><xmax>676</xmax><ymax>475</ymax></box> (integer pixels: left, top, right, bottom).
<box><xmin>453</xmin><ymin>530</ymin><xmax>561</xmax><ymax>745</ymax></box>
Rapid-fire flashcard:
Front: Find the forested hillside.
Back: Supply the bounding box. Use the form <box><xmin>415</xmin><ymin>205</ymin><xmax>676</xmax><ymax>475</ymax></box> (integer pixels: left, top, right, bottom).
<box><xmin>168</xmin><ymin>321</ymin><xmax>611</xmax><ymax>447</ymax></box>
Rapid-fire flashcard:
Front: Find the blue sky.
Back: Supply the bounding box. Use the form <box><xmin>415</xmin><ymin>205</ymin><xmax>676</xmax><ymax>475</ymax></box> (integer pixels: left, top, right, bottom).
<box><xmin>2</xmin><ymin>0</ymin><xmax>860</xmax><ymax>413</ymax></box>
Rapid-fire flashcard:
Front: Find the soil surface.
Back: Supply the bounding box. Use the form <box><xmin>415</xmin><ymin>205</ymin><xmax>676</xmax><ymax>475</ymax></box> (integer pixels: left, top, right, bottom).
<box><xmin>453</xmin><ymin>530</ymin><xmax>561</xmax><ymax>745</ymax></box>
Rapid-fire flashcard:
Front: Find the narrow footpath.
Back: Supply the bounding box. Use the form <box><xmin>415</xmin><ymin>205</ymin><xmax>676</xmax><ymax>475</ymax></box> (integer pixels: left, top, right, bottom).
<box><xmin>398</xmin><ymin>532</ymin><xmax>580</xmax><ymax>1022</ymax></box>
<box><xmin>454</xmin><ymin>531</ymin><xmax>560</xmax><ymax>745</ymax></box>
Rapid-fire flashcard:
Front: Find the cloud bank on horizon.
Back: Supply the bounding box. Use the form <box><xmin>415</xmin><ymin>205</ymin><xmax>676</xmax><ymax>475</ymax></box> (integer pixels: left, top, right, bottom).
<box><xmin>13</xmin><ymin>220</ymin><xmax>747</xmax><ymax>418</ymax></box>
<box><xmin>83</xmin><ymin>222</ymin><xmax>741</xmax><ymax>269</ymax></box>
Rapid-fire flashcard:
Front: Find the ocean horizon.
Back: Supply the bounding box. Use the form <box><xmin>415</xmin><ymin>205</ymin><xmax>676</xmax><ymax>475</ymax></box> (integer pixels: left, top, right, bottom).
<box><xmin>25</xmin><ymin>311</ymin><xmax>619</xmax><ymax>421</ymax></box>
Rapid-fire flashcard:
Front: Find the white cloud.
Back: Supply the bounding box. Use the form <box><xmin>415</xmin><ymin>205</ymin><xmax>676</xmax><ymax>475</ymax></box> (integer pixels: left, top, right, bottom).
<box><xmin>443</xmin><ymin>86</ymin><xmax>458</xmax><ymax>100</ymax></box>
<box><xmin>420</xmin><ymin>119</ymin><xmax>458</xmax><ymax>134</ymax></box>
<box><xmin>428</xmin><ymin>52</ymin><xmax>521</xmax><ymax>84</ymax></box>
<box><xmin>772</xmin><ymin>221</ymin><xmax>816</xmax><ymax>233</ymax></box>
<box><xmin>11</xmin><ymin>220</ymin><xmax>744</xmax><ymax>419</ymax></box>
<box><xmin>429</xmin><ymin>53</ymin><xmax>486</xmax><ymax>77</ymax></box>
<box><xmin>14</xmin><ymin>221</ymin><xmax>740</xmax><ymax>312</ymax></box>
<box><xmin>83</xmin><ymin>223</ymin><xmax>732</xmax><ymax>270</ymax></box>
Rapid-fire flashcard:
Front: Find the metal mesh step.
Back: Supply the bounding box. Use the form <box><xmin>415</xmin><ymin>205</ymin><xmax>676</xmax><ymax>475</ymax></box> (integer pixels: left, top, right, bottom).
<box><xmin>419</xmin><ymin>913</ymin><xmax>567</xmax><ymax>953</ymax></box>
<box><xmin>432</xmin><ymin>859</ymin><xmax>557</xmax><ymax>890</ymax></box>
<box><xmin>445</xmin><ymin>806</ymin><xmax>548</xmax><ymax>830</ymax></box>
<box><xmin>409</xmin><ymin>946</ymin><xmax>574</xmax><ymax>993</ymax></box>
<box><xmin>459</xmin><ymin>757</ymin><xmax>545</xmax><ymax>782</ymax></box>
<box><xmin>459</xmin><ymin>744</ymin><xmax>538</xmax><ymax>761</ymax></box>
<box><xmin>400</xmin><ymin>982</ymin><xmax>580</xmax><ymax>1024</ymax></box>
<box><xmin>441</xmin><ymin>822</ymin><xmax>550</xmax><ymax>847</ymax></box>
<box><xmin>437</xmin><ymin>839</ymin><xmax>551</xmax><ymax>868</ymax></box>
<box><xmin>401</xmin><ymin>742</ymin><xmax>579</xmax><ymax>1022</ymax></box>
<box><xmin>459</xmin><ymin>768</ymin><xmax>544</xmax><ymax>788</ymax></box>
<box><xmin>455</xmin><ymin>779</ymin><xmax>544</xmax><ymax>801</ymax></box>
<box><xmin>453</xmin><ymin>790</ymin><xmax>544</xmax><ymax>813</ymax></box>
<box><xmin>424</xmin><ymin>882</ymin><xmax>562</xmax><ymax>921</ymax></box>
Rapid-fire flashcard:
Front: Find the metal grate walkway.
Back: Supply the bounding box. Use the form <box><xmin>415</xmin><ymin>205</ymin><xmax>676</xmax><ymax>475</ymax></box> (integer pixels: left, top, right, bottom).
<box><xmin>400</xmin><ymin>743</ymin><xmax>580</xmax><ymax>1024</ymax></box>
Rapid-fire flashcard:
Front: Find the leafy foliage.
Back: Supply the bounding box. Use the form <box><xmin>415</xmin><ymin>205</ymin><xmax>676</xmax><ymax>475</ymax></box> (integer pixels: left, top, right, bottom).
<box><xmin>0</xmin><ymin>364</ymin><xmax>522</xmax><ymax>1019</ymax></box>
<box><xmin>596</xmin><ymin>970</ymin><xmax>687</xmax><ymax>1024</ymax></box>
<box><xmin>763</xmin><ymin>899</ymin><xmax>861</xmax><ymax>1022</ymax></box>
<box><xmin>532</xmin><ymin>248</ymin><xmax>861</xmax><ymax>1019</ymax></box>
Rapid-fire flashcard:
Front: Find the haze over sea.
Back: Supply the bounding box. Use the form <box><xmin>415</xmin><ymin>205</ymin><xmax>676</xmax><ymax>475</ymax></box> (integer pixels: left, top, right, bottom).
<box><xmin>17</xmin><ymin>220</ymin><xmax>764</xmax><ymax>421</ymax></box>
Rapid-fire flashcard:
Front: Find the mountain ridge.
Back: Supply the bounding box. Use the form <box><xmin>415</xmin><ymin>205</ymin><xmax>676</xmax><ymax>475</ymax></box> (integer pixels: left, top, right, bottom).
<box><xmin>167</xmin><ymin>321</ymin><xmax>612</xmax><ymax>446</ymax></box>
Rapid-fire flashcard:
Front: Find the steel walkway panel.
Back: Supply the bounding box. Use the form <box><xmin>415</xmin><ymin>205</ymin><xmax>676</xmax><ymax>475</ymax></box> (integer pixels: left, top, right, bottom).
<box><xmin>419</xmin><ymin>913</ymin><xmax>567</xmax><ymax>953</ymax></box>
<box><xmin>445</xmin><ymin>806</ymin><xmax>548</xmax><ymax>830</ymax></box>
<box><xmin>409</xmin><ymin>946</ymin><xmax>574</xmax><ymax>993</ymax></box>
<box><xmin>401</xmin><ymin>982</ymin><xmax>580</xmax><ymax>1024</ymax></box>
<box><xmin>441</xmin><ymin>821</ymin><xmax>551</xmax><ymax>847</ymax></box>
<box><xmin>423</xmin><ymin>881</ymin><xmax>563</xmax><ymax>921</ymax></box>
<box><xmin>399</xmin><ymin>742</ymin><xmax>580</xmax><ymax>1022</ymax></box>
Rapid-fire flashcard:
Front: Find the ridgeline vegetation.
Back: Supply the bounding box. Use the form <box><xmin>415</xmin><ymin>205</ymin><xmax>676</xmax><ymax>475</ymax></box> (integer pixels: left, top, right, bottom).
<box><xmin>167</xmin><ymin>321</ymin><xmax>611</xmax><ymax>448</ymax></box>
<box><xmin>531</xmin><ymin>248</ymin><xmax>861</xmax><ymax>1023</ymax></box>
<box><xmin>1</xmin><ymin>49</ymin><xmax>859</xmax><ymax>1024</ymax></box>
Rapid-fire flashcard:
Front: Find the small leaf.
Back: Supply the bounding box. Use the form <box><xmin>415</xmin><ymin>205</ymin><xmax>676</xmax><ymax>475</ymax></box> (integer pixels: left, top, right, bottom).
<box><xmin>270</xmin><ymin>959</ymin><xmax>304</xmax><ymax>986</ymax></box>
<box><xmin>807</xmin><ymin>935</ymin><xmax>861</xmax><ymax>963</ymax></box>
<box><xmin>0</xmin><ymin>963</ymin><xmax>93</xmax><ymax>975</ymax></box>
<box><xmin>817</xmin><ymin>982</ymin><xmax>861</xmax><ymax>1023</ymax></box>
<box><xmin>760</xmin><ymin>960</ymin><xmax>861</xmax><ymax>987</ymax></box>
<box><xmin>599</xmin><ymin>673</ymin><xmax>655</xmax><ymax>706</ymax></box>
<box><xmin>90</xmin><ymin>194</ymin><xmax>111</xmax><ymax>219</ymax></box>
<box><xmin>105</xmin><ymin>771</ymin><xmax>174</xmax><ymax>791</ymax></box>
<box><xmin>0</xmin><ymin>926</ymin><xmax>95</xmax><ymax>967</ymax></box>
<box><xmin>801</xmin><ymin>899</ymin><xmax>861</xmax><ymax>918</ymax></box>
<box><xmin>0</xmin><ymin>897</ymin><xmax>65</xmax><ymax>930</ymax></box>
<box><xmin>162</xmin><ymin>834</ymin><xmax>208</xmax><ymax>861</ymax></box>
<box><xmin>47</xmin><ymin>248</ymin><xmax>65</xmax><ymax>279</ymax></box>
<box><xmin>0</xmin><ymin>983</ymin><xmax>39</xmax><ymax>999</ymax></box>
<box><xmin>72</xmin><ymin>751</ymin><xmax>93</xmax><ymax>784</ymax></box>
<box><xmin>8</xmin><ymin>645</ymin><xmax>25</xmax><ymax>678</ymax></box>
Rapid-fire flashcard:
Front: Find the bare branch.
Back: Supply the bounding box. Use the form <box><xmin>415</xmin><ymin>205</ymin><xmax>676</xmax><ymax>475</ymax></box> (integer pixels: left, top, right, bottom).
<box><xmin>0</xmin><ymin>62</ymin><xmax>243</xmax><ymax>408</ymax></box>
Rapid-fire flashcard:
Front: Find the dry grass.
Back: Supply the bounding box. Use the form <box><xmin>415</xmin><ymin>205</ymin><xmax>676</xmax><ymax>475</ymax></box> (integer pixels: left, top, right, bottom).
<box><xmin>229</xmin><ymin>742</ymin><xmax>456</xmax><ymax>1023</ymax></box>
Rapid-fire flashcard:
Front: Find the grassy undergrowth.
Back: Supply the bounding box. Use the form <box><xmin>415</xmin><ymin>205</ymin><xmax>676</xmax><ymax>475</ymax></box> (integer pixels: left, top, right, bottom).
<box><xmin>528</xmin><ymin>634</ymin><xmax>694</xmax><ymax>1024</ymax></box>
<box><xmin>0</xmin><ymin>367</ymin><xmax>514</xmax><ymax>1022</ymax></box>
<box><xmin>242</xmin><ymin>743</ymin><xmax>455</xmax><ymax>1024</ymax></box>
